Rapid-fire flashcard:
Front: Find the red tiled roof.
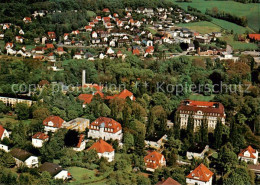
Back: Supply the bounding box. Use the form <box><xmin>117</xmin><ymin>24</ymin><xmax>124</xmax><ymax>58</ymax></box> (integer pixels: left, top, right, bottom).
<box><xmin>103</xmin><ymin>17</ymin><xmax>110</xmax><ymax>23</ymax></box>
<box><xmin>96</xmin><ymin>16</ymin><xmax>101</xmax><ymax>20</ymax></box>
<box><xmin>133</xmin><ymin>48</ymin><xmax>140</xmax><ymax>55</ymax></box>
<box><xmin>103</xmin><ymin>8</ymin><xmax>110</xmax><ymax>13</ymax></box>
<box><xmin>177</xmin><ymin>100</ymin><xmax>225</xmax><ymax>117</ymax></box>
<box><xmin>43</xmin><ymin>116</ymin><xmax>64</xmax><ymax>128</ymax></box>
<box><xmin>32</xmin><ymin>132</ymin><xmax>49</xmax><ymax>140</ymax></box>
<box><xmin>24</xmin><ymin>17</ymin><xmax>31</xmax><ymax>21</ymax></box>
<box><xmin>238</xmin><ymin>145</ymin><xmax>257</xmax><ymax>159</ymax></box>
<box><xmin>146</xmin><ymin>46</ymin><xmax>154</xmax><ymax>53</ymax></box>
<box><xmin>78</xmin><ymin>94</ymin><xmax>93</xmax><ymax>104</ymax></box>
<box><xmin>64</xmin><ymin>33</ymin><xmax>69</xmax><ymax>37</ymax></box>
<box><xmin>45</xmin><ymin>44</ymin><xmax>54</xmax><ymax>49</ymax></box>
<box><xmin>83</xmin><ymin>84</ymin><xmax>103</xmax><ymax>91</ymax></box>
<box><xmin>144</xmin><ymin>151</ymin><xmax>165</xmax><ymax>169</ymax></box>
<box><xmin>5</xmin><ymin>42</ymin><xmax>13</xmax><ymax>47</ymax></box>
<box><xmin>186</xmin><ymin>163</ymin><xmax>214</xmax><ymax>182</ymax></box>
<box><xmin>249</xmin><ymin>34</ymin><xmax>260</xmax><ymax>41</ymax></box>
<box><xmin>0</xmin><ymin>125</ymin><xmax>6</xmax><ymax>139</ymax></box>
<box><xmin>85</xmin><ymin>26</ymin><xmax>92</xmax><ymax>30</ymax></box>
<box><xmin>88</xmin><ymin>139</ymin><xmax>114</xmax><ymax>153</ymax></box>
<box><xmin>57</xmin><ymin>47</ymin><xmax>64</xmax><ymax>52</ymax></box>
<box><xmin>76</xmin><ymin>134</ymin><xmax>85</xmax><ymax>148</ymax></box>
<box><xmin>156</xmin><ymin>177</ymin><xmax>181</xmax><ymax>185</ymax></box>
<box><xmin>106</xmin><ymin>89</ymin><xmax>135</xmax><ymax>100</ymax></box>
<box><xmin>90</xmin><ymin>117</ymin><xmax>122</xmax><ymax>133</ymax></box>
<box><xmin>48</xmin><ymin>32</ymin><xmax>56</xmax><ymax>39</ymax></box>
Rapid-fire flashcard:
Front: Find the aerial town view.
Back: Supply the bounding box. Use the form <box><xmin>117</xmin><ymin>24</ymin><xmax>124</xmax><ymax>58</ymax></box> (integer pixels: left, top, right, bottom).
<box><xmin>0</xmin><ymin>0</ymin><xmax>259</xmax><ymax>184</ymax></box>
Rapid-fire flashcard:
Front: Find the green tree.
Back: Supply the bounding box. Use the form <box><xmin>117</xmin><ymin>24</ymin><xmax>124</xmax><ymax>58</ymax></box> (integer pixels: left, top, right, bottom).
<box><xmin>15</xmin><ymin>103</ymin><xmax>30</xmax><ymax>120</ymax></box>
<box><xmin>214</xmin><ymin>119</ymin><xmax>223</xmax><ymax>149</ymax></box>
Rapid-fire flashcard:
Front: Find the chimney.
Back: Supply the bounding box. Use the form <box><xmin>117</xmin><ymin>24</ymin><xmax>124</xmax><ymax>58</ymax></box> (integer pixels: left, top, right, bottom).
<box><xmin>82</xmin><ymin>70</ymin><xmax>86</xmax><ymax>87</ymax></box>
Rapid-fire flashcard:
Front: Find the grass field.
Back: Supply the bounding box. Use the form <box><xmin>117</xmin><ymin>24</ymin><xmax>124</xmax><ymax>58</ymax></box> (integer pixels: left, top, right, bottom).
<box><xmin>67</xmin><ymin>167</ymin><xmax>110</xmax><ymax>185</ymax></box>
<box><xmin>189</xmin><ymin>94</ymin><xmax>215</xmax><ymax>101</ymax></box>
<box><xmin>0</xmin><ymin>115</ymin><xmax>32</xmax><ymax>126</ymax></box>
<box><xmin>221</xmin><ymin>35</ymin><xmax>258</xmax><ymax>51</ymax></box>
<box><xmin>176</xmin><ymin>21</ymin><xmax>221</xmax><ymax>34</ymax></box>
<box><xmin>174</xmin><ymin>0</ymin><xmax>259</xmax><ymax>32</ymax></box>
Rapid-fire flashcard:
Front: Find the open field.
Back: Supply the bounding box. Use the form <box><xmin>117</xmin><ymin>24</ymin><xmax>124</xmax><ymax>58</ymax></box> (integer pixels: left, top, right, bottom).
<box><xmin>68</xmin><ymin>166</ymin><xmax>109</xmax><ymax>185</ymax></box>
<box><xmin>176</xmin><ymin>21</ymin><xmax>221</xmax><ymax>34</ymax></box>
<box><xmin>0</xmin><ymin>115</ymin><xmax>32</xmax><ymax>126</ymax></box>
<box><xmin>189</xmin><ymin>94</ymin><xmax>215</xmax><ymax>101</ymax></box>
<box><xmin>174</xmin><ymin>0</ymin><xmax>259</xmax><ymax>32</ymax></box>
<box><xmin>221</xmin><ymin>35</ymin><xmax>258</xmax><ymax>51</ymax></box>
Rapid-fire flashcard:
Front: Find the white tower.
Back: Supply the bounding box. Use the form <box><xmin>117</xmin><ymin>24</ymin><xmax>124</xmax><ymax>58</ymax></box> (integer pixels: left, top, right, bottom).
<box><xmin>82</xmin><ymin>70</ymin><xmax>86</xmax><ymax>87</ymax></box>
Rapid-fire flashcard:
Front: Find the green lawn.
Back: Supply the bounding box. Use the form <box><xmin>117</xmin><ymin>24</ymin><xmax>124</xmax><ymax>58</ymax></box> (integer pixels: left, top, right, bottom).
<box><xmin>174</xmin><ymin>0</ymin><xmax>259</xmax><ymax>32</ymax></box>
<box><xmin>0</xmin><ymin>115</ymin><xmax>32</xmax><ymax>127</ymax></box>
<box><xmin>189</xmin><ymin>94</ymin><xmax>215</xmax><ymax>101</ymax></box>
<box><xmin>67</xmin><ymin>166</ymin><xmax>110</xmax><ymax>185</ymax></box>
<box><xmin>176</xmin><ymin>21</ymin><xmax>221</xmax><ymax>34</ymax></box>
<box><xmin>221</xmin><ymin>35</ymin><xmax>258</xmax><ymax>51</ymax></box>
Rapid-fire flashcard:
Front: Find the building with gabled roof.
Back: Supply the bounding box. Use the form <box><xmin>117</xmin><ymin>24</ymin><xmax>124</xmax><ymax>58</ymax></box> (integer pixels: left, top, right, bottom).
<box><xmin>0</xmin><ymin>125</ymin><xmax>9</xmax><ymax>141</ymax></box>
<box><xmin>32</xmin><ymin>132</ymin><xmax>49</xmax><ymax>148</ymax></box>
<box><xmin>156</xmin><ymin>177</ymin><xmax>181</xmax><ymax>185</ymax></box>
<box><xmin>106</xmin><ymin>89</ymin><xmax>135</xmax><ymax>101</ymax></box>
<box><xmin>43</xmin><ymin>115</ymin><xmax>65</xmax><ymax>133</ymax></box>
<box><xmin>177</xmin><ymin>100</ymin><xmax>225</xmax><ymax>131</ymax></box>
<box><xmin>88</xmin><ymin>139</ymin><xmax>114</xmax><ymax>162</ymax></box>
<box><xmin>39</xmin><ymin>162</ymin><xmax>71</xmax><ymax>180</ymax></box>
<box><xmin>10</xmin><ymin>148</ymin><xmax>38</xmax><ymax>168</ymax></box>
<box><xmin>73</xmin><ymin>134</ymin><xmax>86</xmax><ymax>152</ymax></box>
<box><xmin>144</xmin><ymin>151</ymin><xmax>166</xmax><ymax>172</ymax></box>
<box><xmin>186</xmin><ymin>163</ymin><xmax>214</xmax><ymax>185</ymax></box>
<box><xmin>238</xmin><ymin>145</ymin><xmax>258</xmax><ymax>164</ymax></box>
<box><xmin>88</xmin><ymin>117</ymin><xmax>123</xmax><ymax>141</ymax></box>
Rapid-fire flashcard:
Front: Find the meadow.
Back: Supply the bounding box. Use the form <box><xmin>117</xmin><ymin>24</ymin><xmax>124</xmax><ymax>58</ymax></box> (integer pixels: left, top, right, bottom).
<box><xmin>176</xmin><ymin>21</ymin><xmax>221</xmax><ymax>34</ymax></box>
<box><xmin>174</xmin><ymin>0</ymin><xmax>259</xmax><ymax>32</ymax></box>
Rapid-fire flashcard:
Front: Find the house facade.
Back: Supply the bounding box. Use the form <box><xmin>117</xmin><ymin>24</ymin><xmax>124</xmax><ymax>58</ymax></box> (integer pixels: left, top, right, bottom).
<box><xmin>88</xmin><ymin>117</ymin><xmax>123</xmax><ymax>141</ymax></box>
<box><xmin>238</xmin><ymin>145</ymin><xmax>258</xmax><ymax>165</ymax></box>
<box><xmin>39</xmin><ymin>162</ymin><xmax>71</xmax><ymax>180</ymax></box>
<box><xmin>10</xmin><ymin>148</ymin><xmax>39</xmax><ymax>168</ymax></box>
<box><xmin>186</xmin><ymin>163</ymin><xmax>213</xmax><ymax>185</ymax></box>
<box><xmin>88</xmin><ymin>139</ymin><xmax>115</xmax><ymax>162</ymax></box>
<box><xmin>144</xmin><ymin>151</ymin><xmax>166</xmax><ymax>172</ymax></box>
<box><xmin>0</xmin><ymin>125</ymin><xmax>9</xmax><ymax>140</ymax></box>
<box><xmin>177</xmin><ymin>100</ymin><xmax>225</xmax><ymax>131</ymax></box>
<box><xmin>32</xmin><ymin>132</ymin><xmax>49</xmax><ymax>148</ymax></box>
<box><xmin>43</xmin><ymin>115</ymin><xmax>65</xmax><ymax>132</ymax></box>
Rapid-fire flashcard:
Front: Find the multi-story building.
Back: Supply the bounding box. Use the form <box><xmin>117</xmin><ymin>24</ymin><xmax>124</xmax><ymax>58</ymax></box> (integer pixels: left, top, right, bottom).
<box><xmin>144</xmin><ymin>151</ymin><xmax>166</xmax><ymax>172</ymax></box>
<box><xmin>62</xmin><ymin>118</ymin><xmax>89</xmax><ymax>132</ymax></box>
<box><xmin>176</xmin><ymin>100</ymin><xmax>225</xmax><ymax>131</ymax></box>
<box><xmin>43</xmin><ymin>115</ymin><xmax>65</xmax><ymax>133</ymax></box>
<box><xmin>88</xmin><ymin>139</ymin><xmax>115</xmax><ymax>162</ymax></box>
<box><xmin>32</xmin><ymin>132</ymin><xmax>49</xmax><ymax>148</ymax></box>
<box><xmin>88</xmin><ymin>117</ymin><xmax>123</xmax><ymax>141</ymax></box>
<box><xmin>238</xmin><ymin>145</ymin><xmax>258</xmax><ymax>165</ymax></box>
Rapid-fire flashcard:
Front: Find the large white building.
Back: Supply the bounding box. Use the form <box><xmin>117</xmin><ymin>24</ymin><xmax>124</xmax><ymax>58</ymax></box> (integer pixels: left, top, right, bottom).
<box><xmin>177</xmin><ymin>100</ymin><xmax>225</xmax><ymax>131</ymax></box>
<box><xmin>0</xmin><ymin>125</ymin><xmax>9</xmax><ymax>140</ymax></box>
<box><xmin>39</xmin><ymin>162</ymin><xmax>71</xmax><ymax>180</ymax></box>
<box><xmin>238</xmin><ymin>145</ymin><xmax>258</xmax><ymax>165</ymax></box>
<box><xmin>10</xmin><ymin>148</ymin><xmax>39</xmax><ymax>168</ymax></box>
<box><xmin>43</xmin><ymin>115</ymin><xmax>65</xmax><ymax>133</ymax></box>
<box><xmin>144</xmin><ymin>151</ymin><xmax>166</xmax><ymax>172</ymax></box>
<box><xmin>32</xmin><ymin>132</ymin><xmax>49</xmax><ymax>148</ymax></box>
<box><xmin>88</xmin><ymin>117</ymin><xmax>123</xmax><ymax>141</ymax></box>
<box><xmin>186</xmin><ymin>163</ymin><xmax>214</xmax><ymax>185</ymax></box>
<box><xmin>88</xmin><ymin>139</ymin><xmax>115</xmax><ymax>162</ymax></box>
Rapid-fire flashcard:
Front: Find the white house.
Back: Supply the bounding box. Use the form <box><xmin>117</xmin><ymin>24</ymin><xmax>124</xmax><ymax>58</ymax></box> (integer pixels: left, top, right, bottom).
<box><xmin>43</xmin><ymin>115</ymin><xmax>65</xmax><ymax>133</ymax></box>
<box><xmin>186</xmin><ymin>163</ymin><xmax>214</xmax><ymax>185</ymax></box>
<box><xmin>10</xmin><ymin>148</ymin><xmax>39</xmax><ymax>168</ymax></box>
<box><xmin>187</xmin><ymin>145</ymin><xmax>209</xmax><ymax>160</ymax></box>
<box><xmin>88</xmin><ymin>139</ymin><xmax>115</xmax><ymax>162</ymax></box>
<box><xmin>88</xmin><ymin>117</ymin><xmax>123</xmax><ymax>141</ymax></box>
<box><xmin>92</xmin><ymin>31</ymin><xmax>98</xmax><ymax>38</ymax></box>
<box><xmin>144</xmin><ymin>151</ymin><xmax>166</xmax><ymax>172</ymax></box>
<box><xmin>106</xmin><ymin>47</ymin><xmax>114</xmax><ymax>55</ymax></box>
<box><xmin>238</xmin><ymin>145</ymin><xmax>258</xmax><ymax>165</ymax></box>
<box><xmin>39</xmin><ymin>162</ymin><xmax>71</xmax><ymax>180</ymax></box>
<box><xmin>32</xmin><ymin>132</ymin><xmax>49</xmax><ymax>148</ymax></box>
<box><xmin>73</xmin><ymin>134</ymin><xmax>86</xmax><ymax>152</ymax></box>
<box><xmin>0</xmin><ymin>144</ymin><xmax>9</xmax><ymax>152</ymax></box>
<box><xmin>0</xmin><ymin>125</ymin><xmax>9</xmax><ymax>140</ymax></box>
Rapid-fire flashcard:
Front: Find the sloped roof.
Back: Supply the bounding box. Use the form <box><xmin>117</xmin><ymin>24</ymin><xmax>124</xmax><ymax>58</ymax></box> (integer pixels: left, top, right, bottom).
<box><xmin>177</xmin><ymin>100</ymin><xmax>225</xmax><ymax>117</ymax></box>
<box><xmin>43</xmin><ymin>116</ymin><xmax>64</xmax><ymax>128</ymax></box>
<box><xmin>186</xmin><ymin>163</ymin><xmax>214</xmax><ymax>182</ymax></box>
<box><xmin>156</xmin><ymin>177</ymin><xmax>181</xmax><ymax>185</ymax></box>
<box><xmin>0</xmin><ymin>125</ymin><xmax>6</xmax><ymax>139</ymax></box>
<box><xmin>32</xmin><ymin>132</ymin><xmax>49</xmax><ymax>140</ymax></box>
<box><xmin>38</xmin><ymin>162</ymin><xmax>63</xmax><ymax>177</ymax></box>
<box><xmin>249</xmin><ymin>34</ymin><xmax>260</xmax><ymax>41</ymax></box>
<box><xmin>88</xmin><ymin>139</ymin><xmax>114</xmax><ymax>153</ymax></box>
<box><xmin>238</xmin><ymin>145</ymin><xmax>257</xmax><ymax>159</ymax></box>
<box><xmin>144</xmin><ymin>151</ymin><xmax>165</xmax><ymax>169</ymax></box>
<box><xmin>90</xmin><ymin>117</ymin><xmax>122</xmax><ymax>133</ymax></box>
<box><xmin>10</xmin><ymin>148</ymin><xmax>33</xmax><ymax>162</ymax></box>
<box><xmin>76</xmin><ymin>134</ymin><xmax>85</xmax><ymax>148</ymax></box>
